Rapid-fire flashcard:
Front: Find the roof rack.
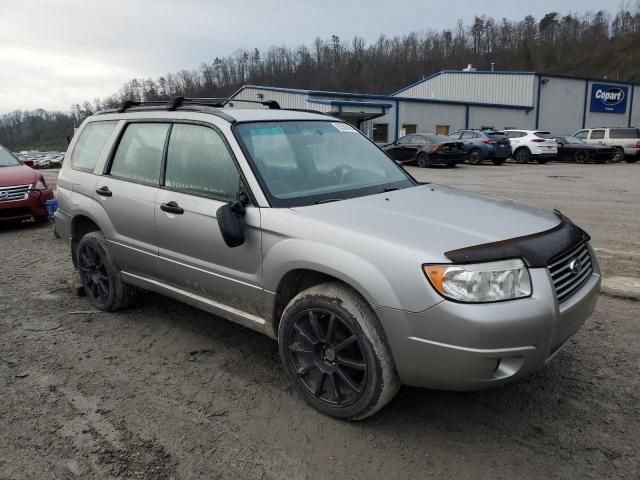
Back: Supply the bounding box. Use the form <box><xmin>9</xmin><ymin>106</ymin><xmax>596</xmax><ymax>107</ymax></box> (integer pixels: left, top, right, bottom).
<box><xmin>114</xmin><ymin>96</ymin><xmax>281</xmax><ymax>113</ymax></box>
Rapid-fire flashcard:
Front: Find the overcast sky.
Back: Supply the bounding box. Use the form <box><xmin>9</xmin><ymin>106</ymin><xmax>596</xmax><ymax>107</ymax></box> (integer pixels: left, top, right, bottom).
<box><xmin>0</xmin><ymin>0</ymin><xmax>613</xmax><ymax>112</ymax></box>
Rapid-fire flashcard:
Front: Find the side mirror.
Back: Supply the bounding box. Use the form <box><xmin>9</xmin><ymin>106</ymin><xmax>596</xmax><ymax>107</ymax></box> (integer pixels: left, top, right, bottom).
<box><xmin>217</xmin><ymin>199</ymin><xmax>246</xmax><ymax>248</ymax></box>
<box><xmin>22</xmin><ymin>159</ymin><xmax>34</xmax><ymax>167</ymax></box>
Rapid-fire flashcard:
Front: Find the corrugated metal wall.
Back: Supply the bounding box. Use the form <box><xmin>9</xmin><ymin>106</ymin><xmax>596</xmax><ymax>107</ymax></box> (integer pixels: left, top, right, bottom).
<box><xmin>467</xmin><ymin>106</ymin><xmax>535</xmax><ymax>131</ymax></box>
<box><xmin>538</xmin><ymin>77</ymin><xmax>585</xmax><ymax>134</ymax></box>
<box><xmin>232</xmin><ymin>87</ymin><xmax>321</xmax><ymax>111</ymax></box>
<box><xmin>398</xmin><ymin>102</ymin><xmax>466</xmax><ymax>134</ymax></box>
<box><xmin>397</xmin><ymin>72</ymin><xmax>536</xmax><ymax>107</ymax></box>
<box><xmin>631</xmin><ymin>86</ymin><xmax>640</xmax><ymax>127</ymax></box>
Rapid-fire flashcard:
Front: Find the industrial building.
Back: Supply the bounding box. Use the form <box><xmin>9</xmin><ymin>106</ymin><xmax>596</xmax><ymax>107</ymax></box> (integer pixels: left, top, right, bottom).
<box><xmin>230</xmin><ymin>69</ymin><xmax>640</xmax><ymax>144</ymax></box>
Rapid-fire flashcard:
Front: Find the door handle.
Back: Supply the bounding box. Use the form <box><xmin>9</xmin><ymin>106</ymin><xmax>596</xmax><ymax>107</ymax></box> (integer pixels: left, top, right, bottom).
<box><xmin>160</xmin><ymin>201</ymin><xmax>184</xmax><ymax>215</ymax></box>
<box><xmin>95</xmin><ymin>186</ymin><xmax>112</xmax><ymax>197</ymax></box>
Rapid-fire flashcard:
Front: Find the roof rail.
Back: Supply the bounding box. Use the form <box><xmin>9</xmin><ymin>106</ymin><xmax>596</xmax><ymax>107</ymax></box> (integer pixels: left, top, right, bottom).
<box><xmin>110</xmin><ymin>96</ymin><xmax>280</xmax><ymax>113</ymax></box>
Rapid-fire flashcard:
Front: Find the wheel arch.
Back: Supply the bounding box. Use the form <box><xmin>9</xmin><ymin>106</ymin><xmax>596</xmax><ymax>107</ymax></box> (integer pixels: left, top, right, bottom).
<box><xmin>70</xmin><ymin>214</ymin><xmax>103</xmax><ymax>268</ymax></box>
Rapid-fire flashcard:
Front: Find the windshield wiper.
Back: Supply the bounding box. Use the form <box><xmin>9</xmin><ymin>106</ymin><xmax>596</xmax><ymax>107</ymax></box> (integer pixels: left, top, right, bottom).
<box><xmin>315</xmin><ymin>198</ymin><xmax>344</xmax><ymax>204</ymax></box>
<box><xmin>383</xmin><ymin>187</ymin><xmax>401</xmax><ymax>192</ymax></box>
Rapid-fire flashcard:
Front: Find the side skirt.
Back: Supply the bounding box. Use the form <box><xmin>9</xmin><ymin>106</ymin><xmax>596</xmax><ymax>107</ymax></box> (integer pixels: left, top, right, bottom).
<box><xmin>121</xmin><ymin>271</ymin><xmax>275</xmax><ymax>339</ymax></box>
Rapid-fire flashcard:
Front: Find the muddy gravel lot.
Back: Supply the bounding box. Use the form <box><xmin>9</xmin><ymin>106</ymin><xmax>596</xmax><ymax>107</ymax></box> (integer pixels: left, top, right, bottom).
<box><xmin>1</xmin><ymin>163</ymin><xmax>639</xmax><ymax>479</ymax></box>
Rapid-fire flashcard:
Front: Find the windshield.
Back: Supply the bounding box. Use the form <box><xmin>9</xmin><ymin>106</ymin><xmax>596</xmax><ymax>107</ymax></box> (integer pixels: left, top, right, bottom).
<box><xmin>234</xmin><ymin>121</ymin><xmax>415</xmax><ymax>207</ymax></box>
<box><xmin>0</xmin><ymin>146</ymin><xmax>20</xmax><ymax>167</ymax></box>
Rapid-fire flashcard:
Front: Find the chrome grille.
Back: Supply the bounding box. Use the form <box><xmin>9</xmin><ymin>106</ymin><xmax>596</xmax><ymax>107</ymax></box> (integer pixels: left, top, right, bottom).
<box><xmin>0</xmin><ymin>184</ymin><xmax>30</xmax><ymax>202</ymax></box>
<box><xmin>548</xmin><ymin>242</ymin><xmax>593</xmax><ymax>304</ymax></box>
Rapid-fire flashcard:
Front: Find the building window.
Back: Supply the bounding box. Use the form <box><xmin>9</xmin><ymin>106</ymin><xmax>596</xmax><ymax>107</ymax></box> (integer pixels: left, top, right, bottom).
<box><xmin>372</xmin><ymin>123</ymin><xmax>389</xmax><ymax>143</ymax></box>
<box><xmin>436</xmin><ymin>125</ymin><xmax>450</xmax><ymax>135</ymax></box>
<box><xmin>401</xmin><ymin>124</ymin><xmax>417</xmax><ymax>136</ymax></box>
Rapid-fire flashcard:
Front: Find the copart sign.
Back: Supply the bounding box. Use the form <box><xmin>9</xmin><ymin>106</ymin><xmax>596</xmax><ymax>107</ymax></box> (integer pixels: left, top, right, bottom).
<box><xmin>590</xmin><ymin>83</ymin><xmax>628</xmax><ymax>114</ymax></box>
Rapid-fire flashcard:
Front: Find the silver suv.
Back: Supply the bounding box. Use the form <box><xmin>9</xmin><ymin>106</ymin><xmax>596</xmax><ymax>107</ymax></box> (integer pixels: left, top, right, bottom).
<box><xmin>55</xmin><ymin>98</ymin><xmax>601</xmax><ymax>420</ymax></box>
<box><xmin>573</xmin><ymin>127</ymin><xmax>640</xmax><ymax>163</ymax></box>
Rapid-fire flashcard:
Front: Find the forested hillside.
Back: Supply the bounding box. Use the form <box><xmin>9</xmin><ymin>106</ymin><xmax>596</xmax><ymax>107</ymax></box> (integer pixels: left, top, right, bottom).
<box><xmin>2</xmin><ymin>7</ymin><xmax>639</xmax><ymax>151</ymax></box>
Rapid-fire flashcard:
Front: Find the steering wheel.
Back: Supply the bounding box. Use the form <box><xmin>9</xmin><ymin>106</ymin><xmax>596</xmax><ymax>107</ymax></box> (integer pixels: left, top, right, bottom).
<box><xmin>328</xmin><ymin>164</ymin><xmax>353</xmax><ymax>184</ymax></box>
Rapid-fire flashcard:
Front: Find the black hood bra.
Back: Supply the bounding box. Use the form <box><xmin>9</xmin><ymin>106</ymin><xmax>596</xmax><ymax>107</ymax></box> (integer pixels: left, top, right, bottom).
<box><xmin>445</xmin><ymin>211</ymin><xmax>589</xmax><ymax>268</ymax></box>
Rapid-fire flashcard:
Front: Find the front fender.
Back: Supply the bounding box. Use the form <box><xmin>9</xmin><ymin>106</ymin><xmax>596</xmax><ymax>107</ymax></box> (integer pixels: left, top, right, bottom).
<box><xmin>263</xmin><ymin>238</ymin><xmax>404</xmax><ymax>311</ymax></box>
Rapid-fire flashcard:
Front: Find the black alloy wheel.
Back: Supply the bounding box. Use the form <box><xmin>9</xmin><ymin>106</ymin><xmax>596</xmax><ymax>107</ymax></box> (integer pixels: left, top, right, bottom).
<box><xmin>78</xmin><ymin>243</ymin><xmax>110</xmax><ymax>304</ymax></box>
<box><xmin>469</xmin><ymin>149</ymin><xmax>483</xmax><ymax>165</ymax></box>
<box><xmin>575</xmin><ymin>150</ymin><xmax>589</xmax><ymax>163</ymax></box>
<box><xmin>515</xmin><ymin>148</ymin><xmax>531</xmax><ymax>163</ymax></box>
<box><xmin>285</xmin><ymin>308</ymin><xmax>368</xmax><ymax>407</ymax></box>
<box><xmin>416</xmin><ymin>152</ymin><xmax>428</xmax><ymax>168</ymax></box>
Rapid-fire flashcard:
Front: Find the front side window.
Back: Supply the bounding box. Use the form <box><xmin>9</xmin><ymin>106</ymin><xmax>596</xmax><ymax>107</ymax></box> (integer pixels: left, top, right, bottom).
<box><xmin>110</xmin><ymin>123</ymin><xmax>169</xmax><ymax>185</ymax></box>
<box><xmin>0</xmin><ymin>146</ymin><xmax>20</xmax><ymax>167</ymax></box>
<box><xmin>590</xmin><ymin>130</ymin><xmax>605</xmax><ymax>140</ymax></box>
<box><xmin>165</xmin><ymin>124</ymin><xmax>240</xmax><ymax>200</ymax></box>
<box><xmin>372</xmin><ymin>123</ymin><xmax>389</xmax><ymax>143</ymax></box>
<box><xmin>235</xmin><ymin>121</ymin><xmax>414</xmax><ymax>207</ymax></box>
<box><xmin>574</xmin><ymin>130</ymin><xmax>588</xmax><ymax>140</ymax></box>
<box><xmin>397</xmin><ymin>135</ymin><xmax>413</xmax><ymax>145</ymax></box>
<box><xmin>72</xmin><ymin>121</ymin><xmax>117</xmax><ymax>171</ymax></box>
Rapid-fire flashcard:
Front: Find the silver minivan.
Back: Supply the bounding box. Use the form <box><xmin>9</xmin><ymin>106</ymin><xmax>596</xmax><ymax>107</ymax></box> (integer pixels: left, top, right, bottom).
<box><xmin>55</xmin><ymin>98</ymin><xmax>601</xmax><ymax>420</ymax></box>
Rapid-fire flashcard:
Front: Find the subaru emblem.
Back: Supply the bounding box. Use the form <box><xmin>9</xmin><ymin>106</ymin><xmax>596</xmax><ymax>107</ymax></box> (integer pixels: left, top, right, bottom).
<box><xmin>568</xmin><ymin>258</ymin><xmax>583</xmax><ymax>275</ymax></box>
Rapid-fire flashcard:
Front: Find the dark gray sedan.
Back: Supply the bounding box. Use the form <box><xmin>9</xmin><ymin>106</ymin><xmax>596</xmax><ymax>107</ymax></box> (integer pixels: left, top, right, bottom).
<box><xmin>383</xmin><ymin>133</ymin><xmax>465</xmax><ymax>168</ymax></box>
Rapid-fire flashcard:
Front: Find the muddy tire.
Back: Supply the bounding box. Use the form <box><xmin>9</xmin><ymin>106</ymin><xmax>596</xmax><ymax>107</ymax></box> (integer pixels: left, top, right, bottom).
<box><xmin>76</xmin><ymin>231</ymin><xmax>135</xmax><ymax>312</ymax></box>
<box><xmin>278</xmin><ymin>282</ymin><xmax>400</xmax><ymax>421</ymax></box>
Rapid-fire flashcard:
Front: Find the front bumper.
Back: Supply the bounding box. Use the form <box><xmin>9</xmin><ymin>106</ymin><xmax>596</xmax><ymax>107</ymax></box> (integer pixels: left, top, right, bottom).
<box><xmin>0</xmin><ymin>188</ymin><xmax>54</xmax><ymax>221</ymax></box>
<box><xmin>374</xmin><ymin>267</ymin><xmax>600</xmax><ymax>390</ymax></box>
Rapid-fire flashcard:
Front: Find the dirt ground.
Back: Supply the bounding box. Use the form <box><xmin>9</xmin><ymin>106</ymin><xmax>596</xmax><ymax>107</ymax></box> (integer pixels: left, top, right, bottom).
<box><xmin>1</xmin><ymin>163</ymin><xmax>639</xmax><ymax>479</ymax></box>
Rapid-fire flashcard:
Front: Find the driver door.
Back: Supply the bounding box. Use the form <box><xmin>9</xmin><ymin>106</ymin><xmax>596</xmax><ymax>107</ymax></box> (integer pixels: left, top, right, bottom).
<box><xmin>154</xmin><ymin>123</ymin><xmax>263</xmax><ymax>317</ymax></box>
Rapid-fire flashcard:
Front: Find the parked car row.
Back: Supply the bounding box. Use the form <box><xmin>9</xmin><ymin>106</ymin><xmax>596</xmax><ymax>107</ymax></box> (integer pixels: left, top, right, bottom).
<box><xmin>383</xmin><ymin>127</ymin><xmax>639</xmax><ymax>167</ymax></box>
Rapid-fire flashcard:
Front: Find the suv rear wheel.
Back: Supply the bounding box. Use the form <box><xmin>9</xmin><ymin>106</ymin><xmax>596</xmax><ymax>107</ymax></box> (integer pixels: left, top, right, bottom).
<box><xmin>278</xmin><ymin>282</ymin><xmax>400</xmax><ymax>420</ymax></box>
<box><xmin>514</xmin><ymin>148</ymin><xmax>531</xmax><ymax>163</ymax></box>
<box><xmin>468</xmin><ymin>149</ymin><xmax>484</xmax><ymax>165</ymax></box>
<box><xmin>77</xmin><ymin>231</ymin><xmax>135</xmax><ymax>311</ymax></box>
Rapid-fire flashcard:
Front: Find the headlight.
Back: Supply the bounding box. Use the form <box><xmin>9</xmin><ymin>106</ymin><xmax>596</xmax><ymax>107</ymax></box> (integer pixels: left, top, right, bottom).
<box><xmin>423</xmin><ymin>259</ymin><xmax>532</xmax><ymax>303</ymax></box>
<box><xmin>34</xmin><ymin>177</ymin><xmax>46</xmax><ymax>190</ymax></box>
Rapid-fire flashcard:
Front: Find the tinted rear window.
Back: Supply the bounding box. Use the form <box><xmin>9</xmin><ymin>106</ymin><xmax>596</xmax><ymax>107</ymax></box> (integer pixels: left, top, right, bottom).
<box><xmin>610</xmin><ymin>128</ymin><xmax>640</xmax><ymax>139</ymax></box>
<box><xmin>534</xmin><ymin>132</ymin><xmax>555</xmax><ymax>139</ymax></box>
<box><xmin>487</xmin><ymin>132</ymin><xmax>507</xmax><ymax>139</ymax></box>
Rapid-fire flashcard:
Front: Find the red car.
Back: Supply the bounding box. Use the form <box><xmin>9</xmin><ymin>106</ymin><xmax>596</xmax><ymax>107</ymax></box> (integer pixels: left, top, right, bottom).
<box><xmin>0</xmin><ymin>144</ymin><xmax>54</xmax><ymax>223</ymax></box>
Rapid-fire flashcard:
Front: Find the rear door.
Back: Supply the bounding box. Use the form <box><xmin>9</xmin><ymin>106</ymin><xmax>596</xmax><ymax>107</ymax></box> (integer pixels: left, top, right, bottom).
<box><xmin>588</xmin><ymin>129</ymin><xmax>606</xmax><ymax>145</ymax></box>
<box><xmin>154</xmin><ymin>122</ymin><xmax>263</xmax><ymax>317</ymax></box>
<box><xmin>97</xmin><ymin>122</ymin><xmax>168</xmax><ymax>277</ymax></box>
<box><xmin>505</xmin><ymin>131</ymin><xmax>525</xmax><ymax>150</ymax></box>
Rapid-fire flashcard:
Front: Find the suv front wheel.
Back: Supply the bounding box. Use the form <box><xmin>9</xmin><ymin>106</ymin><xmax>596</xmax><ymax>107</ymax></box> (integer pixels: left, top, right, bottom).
<box><xmin>278</xmin><ymin>282</ymin><xmax>400</xmax><ymax>420</ymax></box>
<box><xmin>77</xmin><ymin>231</ymin><xmax>135</xmax><ymax>311</ymax></box>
